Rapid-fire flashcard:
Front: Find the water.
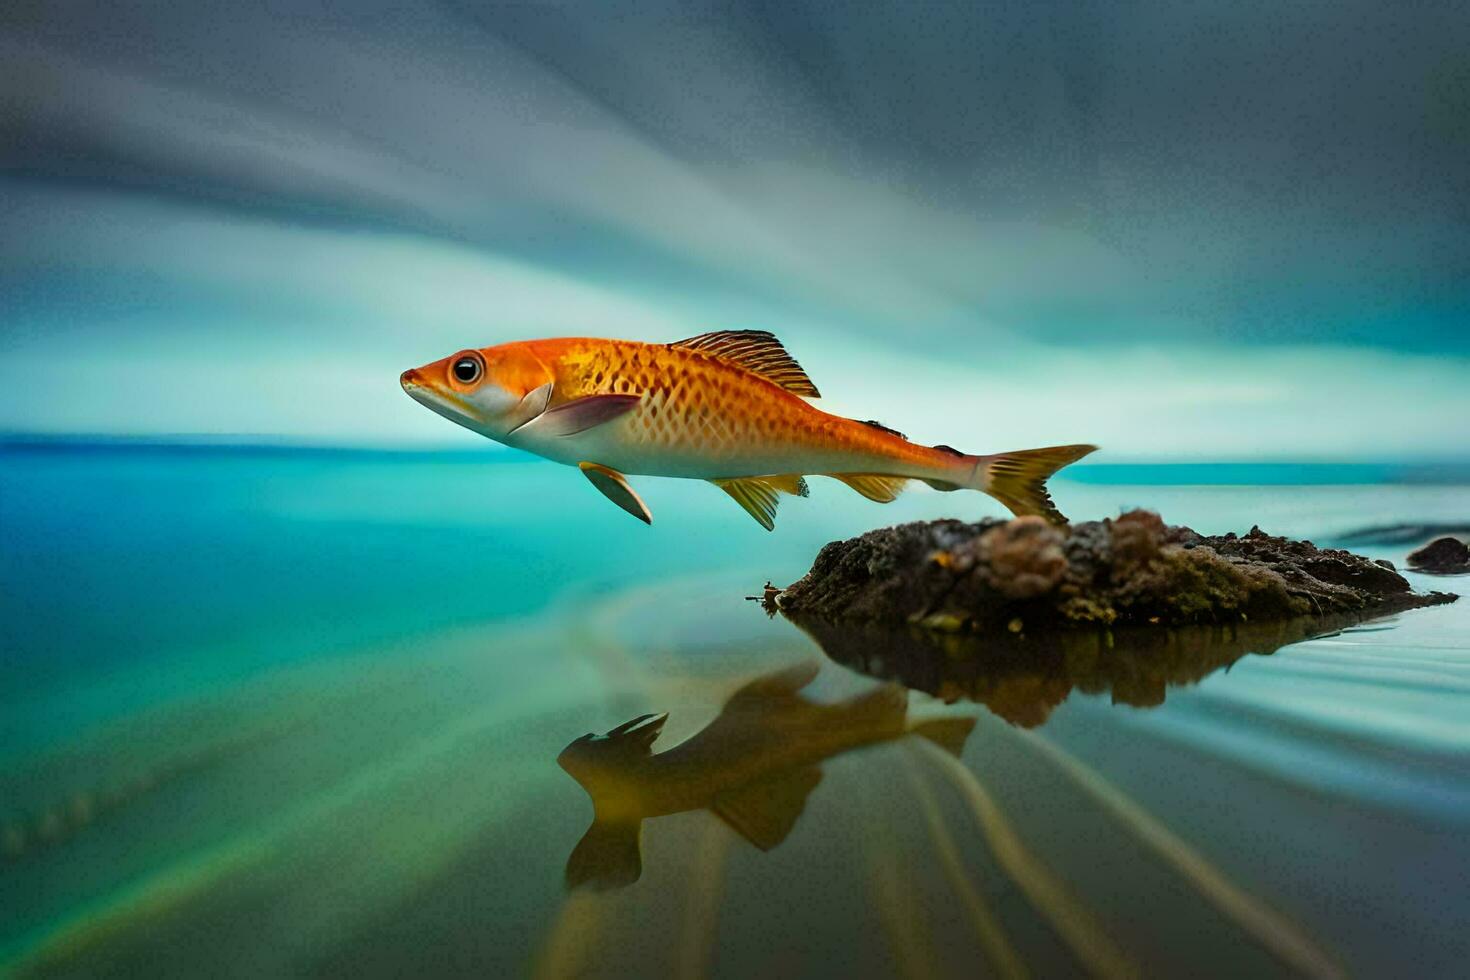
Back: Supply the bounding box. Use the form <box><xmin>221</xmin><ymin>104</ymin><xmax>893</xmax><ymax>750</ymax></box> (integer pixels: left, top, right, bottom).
<box><xmin>1</xmin><ymin>445</ymin><xmax>1467</xmax><ymax>978</ymax></box>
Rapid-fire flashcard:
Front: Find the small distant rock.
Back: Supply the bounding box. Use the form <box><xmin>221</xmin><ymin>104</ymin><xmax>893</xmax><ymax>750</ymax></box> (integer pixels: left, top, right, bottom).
<box><xmin>1338</xmin><ymin>523</ymin><xmax>1470</xmax><ymax>546</ymax></box>
<box><xmin>1407</xmin><ymin>537</ymin><xmax>1470</xmax><ymax>575</ymax></box>
<box><xmin>777</xmin><ymin>510</ymin><xmax>1457</xmax><ymax>633</ymax></box>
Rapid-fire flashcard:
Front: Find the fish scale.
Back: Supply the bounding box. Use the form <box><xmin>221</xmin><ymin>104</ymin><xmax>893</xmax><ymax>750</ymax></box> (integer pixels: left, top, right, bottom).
<box><xmin>559</xmin><ymin>342</ymin><xmax>779</xmax><ymax>458</ymax></box>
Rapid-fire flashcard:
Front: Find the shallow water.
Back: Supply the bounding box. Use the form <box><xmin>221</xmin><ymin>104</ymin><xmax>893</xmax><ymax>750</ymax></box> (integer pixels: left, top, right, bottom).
<box><xmin>1</xmin><ymin>446</ymin><xmax>1467</xmax><ymax>978</ymax></box>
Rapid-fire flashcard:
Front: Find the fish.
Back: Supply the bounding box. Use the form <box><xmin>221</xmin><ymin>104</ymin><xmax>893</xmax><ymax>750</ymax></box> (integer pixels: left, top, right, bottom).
<box><xmin>555</xmin><ymin>662</ymin><xmax>975</xmax><ymax>889</ymax></box>
<box><xmin>400</xmin><ymin>330</ymin><xmax>1096</xmax><ymax>528</ymax></box>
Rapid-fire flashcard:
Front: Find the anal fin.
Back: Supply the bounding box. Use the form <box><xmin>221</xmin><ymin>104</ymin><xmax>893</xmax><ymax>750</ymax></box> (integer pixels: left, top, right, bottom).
<box><xmin>843</xmin><ymin>683</ymin><xmax>909</xmax><ymax>726</ymax></box>
<box><xmin>711</xmin><ymin>475</ymin><xmax>808</xmax><ymax>530</ymax></box>
<box><xmin>909</xmin><ymin>716</ymin><xmax>977</xmax><ymax>757</ymax></box>
<box><xmin>726</xmin><ymin>662</ymin><xmax>821</xmax><ymax>706</ymax></box>
<box><xmin>580</xmin><ymin>462</ymin><xmax>652</xmax><ymax>524</ymax></box>
<box><xmin>712</xmin><ymin>766</ymin><xmax>823</xmax><ymax>851</ymax></box>
<box><xmin>828</xmin><ymin>473</ymin><xmax>909</xmax><ymax>503</ymax></box>
<box><xmin>759</xmin><ymin>474</ymin><xmax>810</xmax><ymax>497</ymax></box>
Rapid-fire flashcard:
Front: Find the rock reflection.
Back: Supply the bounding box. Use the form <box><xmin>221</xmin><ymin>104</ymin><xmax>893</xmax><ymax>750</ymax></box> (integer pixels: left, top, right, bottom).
<box><xmin>786</xmin><ymin>610</ymin><xmax>1379</xmax><ymax>728</ymax></box>
<box><xmin>556</xmin><ymin>662</ymin><xmax>974</xmax><ymax>890</ymax></box>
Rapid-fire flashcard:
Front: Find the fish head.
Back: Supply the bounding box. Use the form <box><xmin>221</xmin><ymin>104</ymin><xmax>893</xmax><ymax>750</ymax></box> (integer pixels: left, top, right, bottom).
<box><xmin>556</xmin><ymin>732</ymin><xmax>615</xmax><ymax>791</ymax></box>
<box><xmin>556</xmin><ymin>713</ymin><xmax>667</xmax><ymax>801</ymax></box>
<box><xmin>399</xmin><ymin>342</ymin><xmax>552</xmax><ymax>439</ymax></box>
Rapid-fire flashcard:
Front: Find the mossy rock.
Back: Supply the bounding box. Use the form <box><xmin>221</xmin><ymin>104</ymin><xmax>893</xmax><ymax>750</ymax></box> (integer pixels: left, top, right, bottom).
<box><xmin>778</xmin><ymin>511</ymin><xmax>1457</xmax><ymax>633</ymax></box>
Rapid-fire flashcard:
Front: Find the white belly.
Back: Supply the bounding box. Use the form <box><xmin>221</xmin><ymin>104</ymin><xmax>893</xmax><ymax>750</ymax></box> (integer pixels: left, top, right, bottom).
<box><xmin>500</xmin><ymin>417</ymin><xmax>873</xmax><ymax>480</ymax></box>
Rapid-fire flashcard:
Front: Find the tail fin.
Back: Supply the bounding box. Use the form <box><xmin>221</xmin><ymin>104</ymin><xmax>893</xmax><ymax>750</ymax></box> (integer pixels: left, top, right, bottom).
<box><xmin>977</xmin><ymin>444</ymin><xmax>1097</xmax><ymax>525</ymax></box>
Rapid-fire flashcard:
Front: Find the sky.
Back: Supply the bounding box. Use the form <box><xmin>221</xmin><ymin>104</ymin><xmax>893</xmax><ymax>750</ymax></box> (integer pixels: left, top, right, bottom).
<box><xmin>1</xmin><ymin>0</ymin><xmax>1467</xmax><ymax>458</ymax></box>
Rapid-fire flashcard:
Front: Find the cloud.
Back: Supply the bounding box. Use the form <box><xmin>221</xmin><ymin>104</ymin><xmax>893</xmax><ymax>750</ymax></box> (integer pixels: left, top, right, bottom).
<box><xmin>1</xmin><ymin>183</ymin><xmax>1464</xmax><ymax>456</ymax></box>
<box><xmin>4</xmin><ymin>1</ymin><xmax>1468</xmax><ymax>351</ymax></box>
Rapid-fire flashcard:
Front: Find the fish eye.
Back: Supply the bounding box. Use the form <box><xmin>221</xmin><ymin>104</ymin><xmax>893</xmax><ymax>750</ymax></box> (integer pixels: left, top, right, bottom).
<box><xmin>451</xmin><ymin>354</ymin><xmax>483</xmax><ymax>385</ymax></box>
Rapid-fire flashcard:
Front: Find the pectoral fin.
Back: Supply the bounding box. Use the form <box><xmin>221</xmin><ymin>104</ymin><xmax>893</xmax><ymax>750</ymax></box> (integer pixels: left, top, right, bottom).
<box><xmin>505</xmin><ymin>382</ymin><xmax>554</xmax><ymax>434</ymax></box>
<box><xmin>518</xmin><ymin>393</ymin><xmax>641</xmax><ymax>438</ymax></box>
<box><xmin>712</xmin><ymin>766</ymin><xmax>823</xmax><ymax>851</ymax></box>
<box><xmin>580</xmin><ymin>462</ymin><xmax>652</xmax><ymax>524</ymax></box>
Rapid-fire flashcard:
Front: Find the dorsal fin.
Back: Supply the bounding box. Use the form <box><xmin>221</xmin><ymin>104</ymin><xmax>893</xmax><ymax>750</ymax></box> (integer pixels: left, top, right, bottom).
<box><xmin>670</xmin><ymin>330</ymin><xmax>820</xmax><ymax>397</ymax></box>
<box><xmin>859</xmin><ymin>419</ymin><xmax>907</xmax><ymax>440</ymax></box>
<box><xmin>601</xmin><ymin>712</ymin><xmax>668</xmax><ymax>755</ymax></box>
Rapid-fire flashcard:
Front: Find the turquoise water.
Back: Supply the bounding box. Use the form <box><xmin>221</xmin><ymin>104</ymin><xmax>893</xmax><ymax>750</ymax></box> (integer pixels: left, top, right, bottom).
<box><xmin>1</xmin><ymin>446</ymin><xmax>1467</xmax><ymax>978</ymax></box>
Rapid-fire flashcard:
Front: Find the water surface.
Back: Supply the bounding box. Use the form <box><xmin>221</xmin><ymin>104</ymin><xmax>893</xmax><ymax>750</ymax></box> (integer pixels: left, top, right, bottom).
<box><xmin>2</xmin><ymin>446</ymin><xmax>1467</xmax><ymax>978</ymax></box>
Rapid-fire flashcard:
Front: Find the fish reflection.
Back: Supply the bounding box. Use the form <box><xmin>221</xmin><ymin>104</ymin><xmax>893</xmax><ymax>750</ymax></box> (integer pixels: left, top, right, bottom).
<box><xmin>556</xmin><ymin>662</ymin><xmax>974</xmax><ymax>890</ymax></box>
<box><xmin>787</xmin><ymin>610</ymin><xmax>1381</xmax><ymax>728</ymax></box>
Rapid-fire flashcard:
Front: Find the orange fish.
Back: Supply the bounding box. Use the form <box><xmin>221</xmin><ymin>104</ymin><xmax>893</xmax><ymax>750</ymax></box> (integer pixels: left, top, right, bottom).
<box><xmin>400</xmin><ymin>330</ymin><xmax>1096</xmax><ymax>528</ymax></box>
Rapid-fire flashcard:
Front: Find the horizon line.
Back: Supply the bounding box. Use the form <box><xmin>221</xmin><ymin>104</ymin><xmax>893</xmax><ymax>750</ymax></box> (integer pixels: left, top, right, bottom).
<box><xmin>4</xmin><ymin>432</ymin><xmax>1470</xmax><ymax>481</ymax></box>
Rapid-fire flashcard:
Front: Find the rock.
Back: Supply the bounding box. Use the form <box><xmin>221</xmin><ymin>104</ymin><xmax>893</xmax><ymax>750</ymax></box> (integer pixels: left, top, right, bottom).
<box><xmin>1407</xmin><ymin>537</ymin><xmax>1470</xmax><ymax>575</ymax></box>
<box><xmin>1337</xmin><ymin>523</ymin><xmax>1470</xmax><ymax>546</ymax></box>
<box><xmin>777</xmin><ymin>510</ymin><xmax>1457</xmax><ymax>633</ymax></box>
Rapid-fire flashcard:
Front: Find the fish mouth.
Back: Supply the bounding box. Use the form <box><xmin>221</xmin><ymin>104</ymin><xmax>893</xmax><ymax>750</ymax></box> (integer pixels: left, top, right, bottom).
<box><xmin>400</xmin><ymin>369</ymin><xmax>497</xmax><ymax>437</ymax></box>
<box><xmin>400</xmin><ymin>369</ymin><xmax>446</xmax><ymax>405</ymax></box>
<box><xmin>399</xmin><ymin>369</ymin><xmax>445</xmax><ymax>410</ymax></box>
